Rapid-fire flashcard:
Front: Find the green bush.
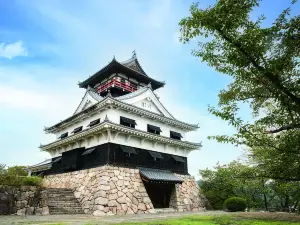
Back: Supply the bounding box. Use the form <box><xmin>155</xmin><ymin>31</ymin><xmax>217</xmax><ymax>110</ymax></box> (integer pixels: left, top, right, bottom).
<box><xmin>224</xmin><ymin>197</ymin><xmax>247</xmax><ymax>212</ymax></box>
<box><xmin>298</xmin><ymin>202</ymin><xmax>300</xmax><ymax>214</ymax></box>
<box><xmin>22</xmin><ymin>176</ymin><xmax>43</xmax><ymax>186</ymax></box>
<box><xmin>0</xmin><ymin>174</ymin><xmax>24</xmax><ymax>186</ymax></box>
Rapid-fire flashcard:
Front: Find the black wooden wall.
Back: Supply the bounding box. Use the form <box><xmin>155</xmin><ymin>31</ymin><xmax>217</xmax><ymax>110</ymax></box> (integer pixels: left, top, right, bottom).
<box><xmin>43</xmin><ymin>143</ymin><xmax>188</xmax><ymax>175</ymax></box>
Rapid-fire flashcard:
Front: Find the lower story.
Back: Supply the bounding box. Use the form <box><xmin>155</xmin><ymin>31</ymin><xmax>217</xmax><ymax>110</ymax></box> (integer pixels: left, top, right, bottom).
<box><xmin>43</xmin><ymin>165</ymin><xmax>205</xmax><ymax>215</ymax></box>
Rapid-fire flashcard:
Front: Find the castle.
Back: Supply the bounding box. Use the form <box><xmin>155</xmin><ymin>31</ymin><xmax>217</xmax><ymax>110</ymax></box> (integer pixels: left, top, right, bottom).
<box><xmin>28</xmin><ymin>52</ymin><xmax>204</xmax><ymax>215</ymax></box>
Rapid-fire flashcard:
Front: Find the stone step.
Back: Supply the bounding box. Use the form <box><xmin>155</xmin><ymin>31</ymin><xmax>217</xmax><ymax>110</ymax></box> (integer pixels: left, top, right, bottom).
<box><xmin>48</xmin><ymin>198</ymin><xmax>78</xmax><ymax>202</ymax></box>
<box><xmin>48</xmin><ymin>192</ymin><xmax>75</xmax><ymax>195</ymax></box>
<box><xmin>49</xmin><ymin>210</ymin><xmax>85</xmax><ymax>214</ymax></box>
<box><xmin>46</xmin><ymin>188</ymin><xmax>84</xmax><ymax>215</ymax></box>
<box><xmin>48</xmin><ymin>192</ymin><xmax>76</xmax><ymax>195</ymax></box>
<box><xmin>48</xmin><ymin>203</ymin><xmax>83</xmax><ymax>207</ymax></box>
<box><xmin>48</xmin><ymin>195</ymin><xmax>78</xmax><ymax>199</ymax></box>
<box><xmin>48</xmin><ymin>206</ymin><xmax>83</xmax><ymax>210</ymax></box>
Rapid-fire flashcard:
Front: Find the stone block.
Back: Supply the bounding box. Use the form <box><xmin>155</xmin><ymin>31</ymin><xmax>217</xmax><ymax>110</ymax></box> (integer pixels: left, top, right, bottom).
<box><xmin>117</xmin><ymin>196</ymin><xmax>126</xmax><ymax>204</ymax></box>
<box><xmin>17</xmin><ymin>208</ymin><xmax>26</xmax><ymax>216</ymax></box>
<box><xmin>108</xmin><ymin>193</ymin><xmax>118</xmax><ymax>200</ymax></box>
<box><xmin>99</xmin><ymin>185</ymin><xmax>110</xmax><ymax>191</ymax></box>
<box><xmin>95</xmin><ymin>190</ymin><xmax>106</xmax><ymax>198</ymax></box>
<box><xmin>93</xmin><ymin>210</ymin><xmax>106</xmax><ymax>216</ymax></box>
<box><xmin>138</xmin><ymin>203</ymin><xmax>146</xmax><ymax>211</ymax></box>
<box><xmin>143</xmin><ymin>197</ymin><xmax>151</xmax><ymax>204</ymax></box>
<box><xmin>95</xmin><ymin>197</ymin><xmax>108</xmax><ymax>205</ymax></box>
<box><xmin>108</xmin><ymin>200</ymin><xmax>118</xmax><ymax>207</ymax></box>
<box><xmin>25</xmin><ymin>207</ymin><xmax>34</xmax><ymax>215</ymax></box>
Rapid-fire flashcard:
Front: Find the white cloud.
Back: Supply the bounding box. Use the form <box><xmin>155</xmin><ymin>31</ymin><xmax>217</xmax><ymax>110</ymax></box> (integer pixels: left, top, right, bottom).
<box><xmin>0</xmin><ymin>41</ymin><xmax>28</xmax><ymax>59</ymax></box>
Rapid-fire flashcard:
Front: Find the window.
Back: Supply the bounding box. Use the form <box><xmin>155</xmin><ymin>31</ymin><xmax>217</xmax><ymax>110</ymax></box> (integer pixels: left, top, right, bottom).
<box><xmin>72</xmin><ymin>126</ymin><xmax>83</xmax><ymax>134</ymax></box>
<box><xmin>52</xmin><ymin>157</ymin><xmax>62</xmax><ymax>163</ymax></box>
<box><xmin>170</xmin><ymin>131</ymin><xmax>182</xmax><ymax>140</ymax></box>
<box><xmin>88</xmin><ymin>118</ymin><xmax>100</xmax><ymax>127</ymax></box>
<box><xmin>82</xmin><ymin>147</ymin><xmax>96</xmax><ymax>155</ymax></box>
<box><xmin>59</xmin><ymin>132</ymin><xmax>68</xmax><ymax>139</ymax></box>
<box><xmin>172</xmin><ymin>155</ymin><xmax>185</xmax><ymax>163</ymax></box>
<box><xmin>120</xmin><ymin>116</ymin><xmax>136</xmax><ymax>128</ymax></box>
<box><xmin>149</xmin><ymin>151</ymin><xmax>164</xmax><ymax>162</ymax></box>
<box><xmin>120</xmin><ymin>146</ymin><xmax>137</xmax><ymax>158</ymax></box>
<box><xmin>147</xmin><ymin>124</ymin><xmax>161</xmax><ymax>135</ymax></box>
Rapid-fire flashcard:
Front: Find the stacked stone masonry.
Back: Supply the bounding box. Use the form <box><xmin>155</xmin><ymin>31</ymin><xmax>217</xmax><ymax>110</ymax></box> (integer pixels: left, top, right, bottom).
<box><xmin>43</xmin><ymin>165</ymin><xmax>205</xmax><ymax>216</ymax></box>
<box><xmin>0</xmin><ymin>186</ymin><xmax>49</xmax><ymax>215</ymax></box>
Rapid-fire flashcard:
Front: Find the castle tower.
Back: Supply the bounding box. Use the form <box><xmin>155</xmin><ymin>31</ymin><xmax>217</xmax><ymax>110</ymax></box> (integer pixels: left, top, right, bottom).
<box><xmin>28</xmin><ymin>53</ymin><xmax>204</xmax><ymax>215</ymax></box>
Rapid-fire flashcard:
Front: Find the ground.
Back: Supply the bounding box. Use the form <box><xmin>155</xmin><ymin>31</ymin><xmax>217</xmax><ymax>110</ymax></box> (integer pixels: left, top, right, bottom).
<box><xmin>1</xmin><ymin>211</ymin><xmax>300</xmax><ymax>225</ymax></box>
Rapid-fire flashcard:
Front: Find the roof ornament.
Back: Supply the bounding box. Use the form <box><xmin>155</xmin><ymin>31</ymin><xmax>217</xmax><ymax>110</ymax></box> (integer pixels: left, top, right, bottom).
<box><xmin>147</xmin><ymin>82</ymin><xmax>152</xmax><ymax>90</ymax></box>
<box><xmin>104</xmin><ymin>114</ymin><xmax>110</xmax><ymax>122</ymax></box>
<box><xmin>132</xmin><ymin>50</ymin><xmax>136</xmax><ymax>59</ymax></box>
<box><xmin>106</xmin><ymin>89</ymin><xmax>112</xmax><ymax>98</ymax></box>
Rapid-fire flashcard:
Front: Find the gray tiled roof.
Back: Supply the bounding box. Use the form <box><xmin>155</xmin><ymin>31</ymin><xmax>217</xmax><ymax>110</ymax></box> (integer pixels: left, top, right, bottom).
<box><xmin>139</xmin><ymin>167</ymin><xmax>182</xmax><ymax>183</ymax></box>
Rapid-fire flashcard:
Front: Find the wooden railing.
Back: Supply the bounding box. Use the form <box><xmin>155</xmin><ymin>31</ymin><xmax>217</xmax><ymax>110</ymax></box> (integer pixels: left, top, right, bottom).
<box><xmin>97</xmin><ymin>79</ymin><xmax>137</xmax><ymax>93</ymax></box>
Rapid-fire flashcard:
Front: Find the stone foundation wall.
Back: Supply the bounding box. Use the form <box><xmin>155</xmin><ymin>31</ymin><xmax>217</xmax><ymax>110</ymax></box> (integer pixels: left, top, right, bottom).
<box><xmin>170</xmin><ymin>174</ymin><xmax>205</xmax><ymax>211</ymax></box>
<box><xmin>43</xmin><ymin>165</ymin><xmax>204</xmax><ymax>216</ymax></box>
<box><xmin>43</xmin><ymin>165</ymin><xmax>155</xmax><ymax>216</ymax></box>
<box><xmin>0</xmin><ymin>186</ymin><xmax>49</xmax><ymax>215</ymax></box>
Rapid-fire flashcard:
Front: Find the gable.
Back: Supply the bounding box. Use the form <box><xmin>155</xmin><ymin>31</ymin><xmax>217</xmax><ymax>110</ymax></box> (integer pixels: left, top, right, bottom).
<box><xmin>132</xmin><ymin>98</ymin><xmax>162</xmax><ymax>115</ymax></box>
<box><xmin>117</xmin><ymin>87</ymin><xmax>174</xmax><ymax>119</ymax></box>
<box><xmin>73</xmin><ymin>89</ymin><xmax>101</xmax><ymax>115</ymax></box>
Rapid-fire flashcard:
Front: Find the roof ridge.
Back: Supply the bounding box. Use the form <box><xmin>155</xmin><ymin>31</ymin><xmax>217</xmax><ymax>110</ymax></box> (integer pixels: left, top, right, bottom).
<box><xmin>120</xmin><ymin>54</ymin><xmax>148</xmax><ymax>76</ymax></box>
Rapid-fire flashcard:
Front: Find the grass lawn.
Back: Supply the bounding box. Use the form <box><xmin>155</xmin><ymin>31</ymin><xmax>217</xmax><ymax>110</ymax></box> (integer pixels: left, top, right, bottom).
<box><xmin>114</xmin><ymin>214</ymin><xmax>300</xmax><ymax>225</ymax></box>
<box><xmin>6</xmin><ymin>212</ymin><xmax>300</xmax><ymax>225</ymax></box>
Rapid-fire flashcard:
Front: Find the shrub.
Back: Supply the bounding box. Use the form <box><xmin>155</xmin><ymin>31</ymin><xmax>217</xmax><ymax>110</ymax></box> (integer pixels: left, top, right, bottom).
<box><xmin>0</xmin><ymin>174</ymin><xmax>24</xmax><ymax>186</ymax></box>
<box><xmin>22</xmin><ymin>176</ymin><xmax>43</xmax><ymax>186</ymax></box>
<box><xmin>298</xmin><ymin>202</ymin><xmax>300</xmax><ymax>214</ymax></box>
<box><xmin>224</xmin><ymin>197</ymin><xmax>247</xmax><ymax>212</ymax></box>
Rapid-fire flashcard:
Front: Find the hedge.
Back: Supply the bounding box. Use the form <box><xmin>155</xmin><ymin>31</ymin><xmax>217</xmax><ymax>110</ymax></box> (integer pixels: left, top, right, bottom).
<box><xmin>224</xmin><ymin>197</ymin><xmax>247</xmax><ymax>212</ymax></box>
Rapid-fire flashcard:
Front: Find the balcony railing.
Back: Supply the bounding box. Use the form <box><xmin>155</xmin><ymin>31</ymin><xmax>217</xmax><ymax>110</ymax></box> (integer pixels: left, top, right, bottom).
<box><xmin>97</xmin><ymin>79</ymin><xmax>137</xmax><ymax>93</ymax></box>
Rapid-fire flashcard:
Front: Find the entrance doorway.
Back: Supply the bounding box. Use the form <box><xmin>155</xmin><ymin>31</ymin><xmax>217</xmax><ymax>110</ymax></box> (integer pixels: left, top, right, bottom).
<box><xmin>143</xmin><ymin>182</ymin><xmax>174</xmax><ymax>208</ymax></box>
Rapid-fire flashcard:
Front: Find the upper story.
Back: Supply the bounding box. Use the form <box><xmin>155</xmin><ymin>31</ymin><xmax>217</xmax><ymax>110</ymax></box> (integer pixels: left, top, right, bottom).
<box><xmin>78</xmin><ymin>51</ymin><xmax>165</xmax><ymax>98</ymax></box>
<box><xmin>41</xmin><ymin>53</ymin><xmax>201</xmax><ymax>157</ymax></box>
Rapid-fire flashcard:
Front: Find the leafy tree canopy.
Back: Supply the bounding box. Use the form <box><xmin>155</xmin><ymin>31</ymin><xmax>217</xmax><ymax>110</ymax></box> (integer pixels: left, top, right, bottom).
<box><xmin>199</xmin><ymin>162</ymin><xmax>300</xmax><ymax>210</ymax></box>
<box><xmin>179</xmin><ymin>0</ymin><xmax>300</xmax><ymax>181</ymax></box>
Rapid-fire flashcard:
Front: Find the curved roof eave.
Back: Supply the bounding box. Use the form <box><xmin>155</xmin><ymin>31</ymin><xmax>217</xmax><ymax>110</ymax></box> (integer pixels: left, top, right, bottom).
<box><xmin>78</xmin><ymin>58</ymin><xmax>165</xmax><ymax>90</ymax></box>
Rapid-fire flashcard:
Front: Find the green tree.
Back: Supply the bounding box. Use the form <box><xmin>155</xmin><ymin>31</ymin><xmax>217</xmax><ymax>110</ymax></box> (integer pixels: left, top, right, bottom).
<box><xmin>179</xmin><ymin>0</ymin><xmax>300</xmax><ymax>181</ymax></box>
<box><xmin>199</xmin><ymin>162</ymin><xmax>300</xmax><ymax>211</ymax></box>
<box><xmin>7</xmin><ymin>166</ymin><xmax>27</xmax><ymax>176</ymax></box>
<box><xmin>200</xmin><ymin>161</ymin><xmax>267</xmax><ymax>210</ymax></box>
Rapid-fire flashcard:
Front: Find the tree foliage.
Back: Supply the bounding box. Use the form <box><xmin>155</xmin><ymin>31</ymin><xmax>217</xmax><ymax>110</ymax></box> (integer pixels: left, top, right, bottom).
<box><xmin>179</xmin><ymin>0</ymin><xmax>300</xmax><ymax>181</ymax></box>
<box><xmin>0</xmin><ymin>164</ymin><xmax>42</xmax><ymax>187</ymax></box>
<box><xmin>199</xmin><ymin>162</ymin><xmax>300</xmax><ymax>211</ymax></box>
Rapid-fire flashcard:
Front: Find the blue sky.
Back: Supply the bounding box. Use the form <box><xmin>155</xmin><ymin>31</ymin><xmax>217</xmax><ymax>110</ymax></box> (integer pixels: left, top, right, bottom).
<box><xmin>0</xmin><ymin>0</ymin><xmax>298</xmax><ymax>177</ymax></box>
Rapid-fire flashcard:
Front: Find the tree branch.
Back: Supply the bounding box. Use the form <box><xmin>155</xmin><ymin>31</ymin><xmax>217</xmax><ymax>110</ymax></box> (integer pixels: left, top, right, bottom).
<box><xmin>266</xmin><ymin>124</ymin><xmax>300</xmax><ymax>133</ymax></box>
<box><xmin>215</xmin><ymin>28</ymin><xmax>300</xmax><ymax>111</ymax></box>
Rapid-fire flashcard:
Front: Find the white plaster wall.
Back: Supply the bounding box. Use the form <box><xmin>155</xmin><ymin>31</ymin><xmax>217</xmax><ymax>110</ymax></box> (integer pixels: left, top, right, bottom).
<box><xmin>48</xmin><ymin>107</ymin><xmax>194</xmax><ymax>157</ymax></box>
<box><xmin>121</xmin><ymin>89</ymin><xmax>173</xmax><ymax>118</ymax></box>
<box><xmin>132</xmin><ymin>99</ymin><xmax>162</xmax><ymax>115</ymax></box>
<box><xmin>111</xmin><ymin>134</ymin><xmax>189</xmax><ymax>157</ymax></box>
<box><xmin>50</xmin><ymin>131</ymin><xmax>189</xmax><ymax>158</ymax></box>
<box><xmin>53</xmin><ymin>108</ymin><xmax>187</xmax><ymax>142</ymax></box>
<box><xmin>106</xmin><ymin>109</ymin><xmax>187</xmax><ymax>140</ymax></box>
<box><xmin>54</xmin><ymin>110</ymin><xmax>107</xmax><ymax>140</ymax></box>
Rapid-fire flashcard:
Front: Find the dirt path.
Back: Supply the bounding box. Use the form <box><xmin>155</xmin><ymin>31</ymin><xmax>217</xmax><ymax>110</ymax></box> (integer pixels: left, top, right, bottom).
<box><xmin>0</xmin><ymin>211</ymin><xmax>227</xmax><ymax>225</ymax></box>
